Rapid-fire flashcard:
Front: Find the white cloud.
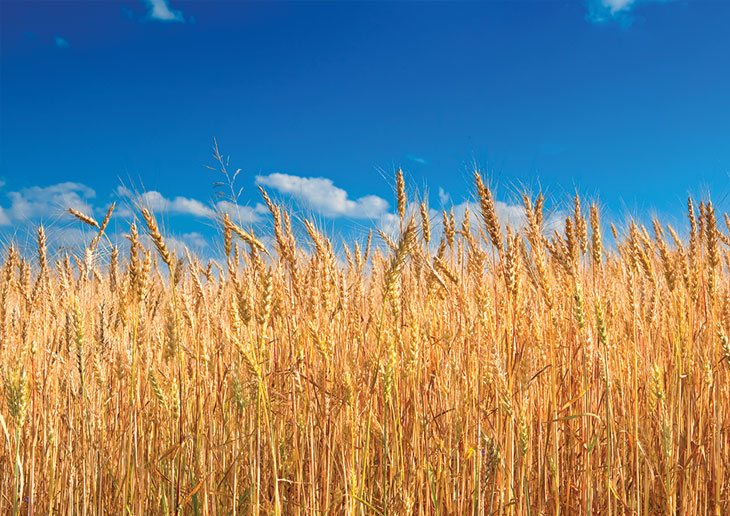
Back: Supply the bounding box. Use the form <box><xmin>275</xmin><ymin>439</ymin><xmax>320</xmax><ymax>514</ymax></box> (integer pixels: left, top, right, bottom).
<box><xmin>182</xmin><ymin>232</ymin><xmax>208</xmax><ymax>249</ymax></box>
<box><xmin>167</xmin><ymin>232</ymin><xmax>209</xmax><ymax>255</ymax></box>
<box><xmin>586</xmin><ymin>0</ymin><xmax>674</xmax><ymax>23</ymax></box>
<box><xmin>42</xmin><ymin>227</ymin><xmax>100</xmax><ymax>255</ymax></box>
<box><xmin>114</xmin><ymin>186</ymin><xmax>268</xmax><ymax>224</ymax></box>
<box><xmin>142</xmin><ymin>191</ymin><xmax>214</xmax><ymax>218</ymax></box>
<box><xmin>256</xmin><ymin>173</ymin><xmax>390</xmax><ymax>219</ymax></box>
<box><xmin>375</xmin><ymin>212</ymin><xmax>402</xmax><ymax>238</ymax></box>
<box><xmin>0</xmin><ymin>182</ymin><xmax>96</xmax><ymax>225</ymax></box>
<box><xmin>115</xmin><ymin>187</ymin><xmax>215</xmax><ymax>218</ymax></box>
<box><xmin>435</xmin><ymin>189</ymin><xmax>565</xmax><ymax>238</ymax></box>
<box><xmin>0</xmin><ymin>182</ymin><xmax>267</xmax><ymax>259</ymax></box>
<box><xmin>143</xmin><ymin>0</ymin><xmax>185</xmax><ymax>22</ymax></box>
<box><xmin>0</xmin><ymin>182</ymin><xmax>9</xmax><ymax>225</ymax></box>
<box><xmin>452</xmin><ymin>200</ymin><xmax>527</xmax><ymax>233</ymax></box>
<box><xmin>603</xmin><ymin>0</ymin><xmax>635</xmax><ymax>13</ymax></box>
<box><xmin>438</xmin><ymin>187</ymin><xmax>451</xmax><ymax>206</ymax></box>
<box><xmin>216</xmin><ymin>201</ymin><xmax>268</xmax><ymax>225</ymax></box>
<box><xmin>54</xmin><ymin>36</ymin><xmax>70</xmax><ymax>48</ymax></box>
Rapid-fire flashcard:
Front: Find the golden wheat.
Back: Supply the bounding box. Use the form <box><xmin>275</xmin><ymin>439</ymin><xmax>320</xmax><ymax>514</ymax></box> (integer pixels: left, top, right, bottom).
<box><xmin>0</xmin><ymin>176</ymin><xmax>728</xmax><ymax>516</ymax></box>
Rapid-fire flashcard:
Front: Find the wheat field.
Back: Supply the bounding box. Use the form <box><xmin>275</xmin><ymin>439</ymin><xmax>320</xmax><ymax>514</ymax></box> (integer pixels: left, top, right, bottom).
<box><xmin>1</xmin><ymin>169</ymin><xmax>728</xmax><ymax>515</ymax></box>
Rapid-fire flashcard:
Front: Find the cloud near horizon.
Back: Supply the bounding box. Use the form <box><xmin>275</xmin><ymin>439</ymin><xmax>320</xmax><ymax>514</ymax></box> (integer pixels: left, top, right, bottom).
<box><xmin>435</xmin><ymin>188</ymin><xmax>565</xmax><ymax>237</ymax></box>
<box><xmin>0</xmin><ymin>182</ymin><xmax>96</xmax><ymax>226</ymax></box>
<box><xmin>167</xmin><ymin>232</ymin><xmax>209</xmax><ymax>254</ymax></box>
<box><xmin>256</xmin><ymin>173</ymin><xmax>391</xmax><ymax>219</ymax></box>
<box><xmin>0</xmin><ymin>181</ymin><xmax>267</xmax><ymax>230</ymax></box>
<box><xmin>115</xmin><ymin>186</ymin><xmax>267</xmax><ymax>224</ymax></box>
<box><xmin>138</xmin><ymin>189</ymin><xmax>215</xmax><ymax>218</ymax></box>
<box><xmin>0</xmin><ymin>181</ymin><xmax>270</xmax><ymax>255</ymax></box>
<box><xmin>0</xmin><ymin>176</ymin><xmax>567</xmax><ymax>259</ymax></box>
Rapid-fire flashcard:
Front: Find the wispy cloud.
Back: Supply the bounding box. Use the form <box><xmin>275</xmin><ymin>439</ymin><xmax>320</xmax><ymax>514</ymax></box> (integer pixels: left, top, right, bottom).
<box><xmin>586</xmin><ymin>0</ymin><xmax>675</xmax><ymax>24</ymax></box>
<box><xmin>256</xmin><ymin>173</ymin><xmax>390</xmax><ymax>219</ymax></box>
<box><xmin>405</xmin><ymin>154</ymin><xmax>429</xmax><ymax>166</ymax></box>
<box><xmin>54</xmin><ymin>36</ymin><xmax>70</xmax><ymax>48</ymax></box>
<box><xmin>142</xmin><ymin>0</ymin><xmax>186</xmax><ymax>23</ymax></box>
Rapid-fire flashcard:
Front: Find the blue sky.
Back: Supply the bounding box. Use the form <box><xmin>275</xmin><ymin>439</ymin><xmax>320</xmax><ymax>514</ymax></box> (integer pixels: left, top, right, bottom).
<box><xmin>1</xmin><ymin>0</ymin><xmax>729</xmax><ymax>253</ymax></box>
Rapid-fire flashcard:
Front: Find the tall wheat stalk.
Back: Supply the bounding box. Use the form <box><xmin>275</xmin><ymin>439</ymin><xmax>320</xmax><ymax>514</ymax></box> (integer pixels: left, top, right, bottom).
<box><xmin>1</xmin><ymin>164</ymin><xmax>729</xmax><ymax>515</ymax></box>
